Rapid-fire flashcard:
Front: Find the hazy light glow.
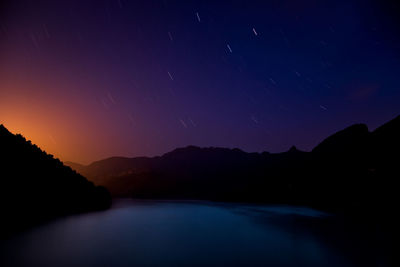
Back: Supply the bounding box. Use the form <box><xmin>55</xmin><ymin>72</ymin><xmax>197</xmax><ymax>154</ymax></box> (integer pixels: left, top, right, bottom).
<box><xmin>1</xmin><ymin>0</ymin><xmax>400</xmax><ymax>164</ymax></box>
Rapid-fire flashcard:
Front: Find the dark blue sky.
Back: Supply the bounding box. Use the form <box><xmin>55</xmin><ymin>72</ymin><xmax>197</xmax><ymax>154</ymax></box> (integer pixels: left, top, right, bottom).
<box><xmin>1</xmin><ymin>0</ymin><xmax>400</xmax><ymax>163</ymax></box>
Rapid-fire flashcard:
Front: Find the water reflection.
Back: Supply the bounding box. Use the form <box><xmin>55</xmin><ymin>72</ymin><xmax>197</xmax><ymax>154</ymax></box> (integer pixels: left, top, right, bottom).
<box><xmin>0</xmin><ymin>200</ymin><xmax>387</xmax><ymax>267</ymax></box>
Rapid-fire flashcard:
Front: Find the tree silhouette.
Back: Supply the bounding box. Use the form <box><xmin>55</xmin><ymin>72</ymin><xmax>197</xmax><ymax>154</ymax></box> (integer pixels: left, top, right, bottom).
<box><xmin>0</xmin><ymin>124</ymin><xmax>111</xmax><ymax>238</ymax></box>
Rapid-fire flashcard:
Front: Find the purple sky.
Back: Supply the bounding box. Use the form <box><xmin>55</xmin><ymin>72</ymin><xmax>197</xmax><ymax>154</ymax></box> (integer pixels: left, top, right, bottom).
<box><xmin>1</xmin><ymin>0</ymin><xmax>400</xmax><ymax>164</ymax></box>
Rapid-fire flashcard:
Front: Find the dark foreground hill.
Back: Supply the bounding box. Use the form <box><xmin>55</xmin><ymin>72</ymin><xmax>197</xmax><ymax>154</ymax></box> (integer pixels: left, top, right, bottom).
<box><xmin>0</xmin><ymin>125</ymin><xmax>111</xmax><ymax>238</ymax></box>
<box><xmin>68</xmin><ymin>116</ymin><xmax>399</xmax><ymax>215</ymax></box>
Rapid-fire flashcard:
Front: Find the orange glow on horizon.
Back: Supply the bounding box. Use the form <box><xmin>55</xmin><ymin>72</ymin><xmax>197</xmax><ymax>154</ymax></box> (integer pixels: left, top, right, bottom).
<box><xmin>0</xmin><ymin>80</ymin><xmax>139</xmax><ymax>164</ymax></box>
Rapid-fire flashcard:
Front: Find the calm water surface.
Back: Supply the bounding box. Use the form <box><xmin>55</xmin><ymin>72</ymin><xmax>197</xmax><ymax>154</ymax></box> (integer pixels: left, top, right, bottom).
<box><xmin>0</xmin><ymin>200</ymin><xmax>386</xmax><ymax>266</ymax></box>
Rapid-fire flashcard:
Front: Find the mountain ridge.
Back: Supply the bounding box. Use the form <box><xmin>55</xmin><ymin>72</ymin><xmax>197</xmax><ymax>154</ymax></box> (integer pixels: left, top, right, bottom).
<box><xmin>65</xmin><ymin>115</ymin><xmax>399</xmax><ymax>216</ymax></box>
<box><xmin>0</xmin><ymin>124</ymin><xmax>112</xmax><ymax>238</ymax></box>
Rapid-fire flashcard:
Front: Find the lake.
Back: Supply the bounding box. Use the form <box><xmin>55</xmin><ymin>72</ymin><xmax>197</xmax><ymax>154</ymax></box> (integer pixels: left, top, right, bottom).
<box><xmin>0</xmin><ymin>200</ymin><xmax>387</xmax><ymax>266</ymax></box>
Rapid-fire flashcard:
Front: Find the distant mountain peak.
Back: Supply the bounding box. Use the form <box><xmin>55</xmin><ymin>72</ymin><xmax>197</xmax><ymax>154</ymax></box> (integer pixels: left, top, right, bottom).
<box><xmin>168</xmin><ymin>145</ymin><xmax>201</xmax><ymax>153</ymax></box>
<box><xmin>162</xmin><ymin>145</ymin><xmax>246</xmax><ymax>158</ymax></box>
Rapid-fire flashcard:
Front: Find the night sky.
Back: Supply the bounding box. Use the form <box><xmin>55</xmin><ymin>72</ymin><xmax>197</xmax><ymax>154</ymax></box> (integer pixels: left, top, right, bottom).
<box><xmin>1</xmin><ymin>0</ymin><xmax>400</xmax><ymax>164</ymax></box>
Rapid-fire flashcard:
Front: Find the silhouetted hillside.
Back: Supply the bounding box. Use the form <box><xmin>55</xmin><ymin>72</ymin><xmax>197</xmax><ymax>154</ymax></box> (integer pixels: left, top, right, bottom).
<box><xmin>67</xmin><ymin>116</ymin><xmax>399</xmax><ymax>215</ymax></box>
<box><xmin>65</xmin><ymin>116</ymin><xmax>400</xmax><ymax>265</ymax></box>
<box><xmin>312</xmin><ymin>123</ymin><xmax>369</xmax><ymax>157</ymax></box>
<box><xmin>0</xmin><ymin>125</ymin><xmax>111</xmax><ymax>238</ymax></box>
<box><xmin>68</xmin><ymin>144</ymin><xmax>310</xmax><ymax>202</ymax></box>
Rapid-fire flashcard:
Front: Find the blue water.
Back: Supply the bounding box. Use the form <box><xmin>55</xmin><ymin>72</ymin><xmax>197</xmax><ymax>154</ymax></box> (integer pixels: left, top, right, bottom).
<box><xmin>0</xmin><ymin>200</ymin><xmax>385</xmax><ymax>266</ymax></box>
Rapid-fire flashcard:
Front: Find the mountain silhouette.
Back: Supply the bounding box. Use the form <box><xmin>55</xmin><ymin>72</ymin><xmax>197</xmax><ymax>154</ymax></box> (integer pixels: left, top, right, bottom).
<box><xmin>0</xmin><ymin>125</ymin><xmax>111</xmax><ymax>238</ymax></box>
<box><xmin>65</xmin><ymin>115</ymin><xmax>399</xmax><ymax>264</ymax></box>
<box><xmin>3</xmin><ymin>116</ymin><xmax>398</xmax><ymax>263</ymax></box>
<box><xmin>66</xmin><ymin>115</ymin><xmax>399</xmax><ymax>215</ymax></box>
<box><xmin>312</xmin><ymin>123</ymin><xmax>369</xmax><ymax>156</ymax></box>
